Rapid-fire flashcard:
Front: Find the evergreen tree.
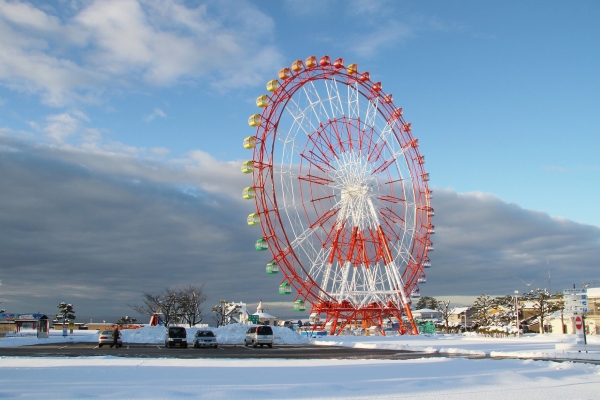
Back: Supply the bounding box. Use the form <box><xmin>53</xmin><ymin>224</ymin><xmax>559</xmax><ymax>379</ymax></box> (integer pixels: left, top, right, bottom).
<box><xmin>416</xmin><ymin>296</ymin><xmax>439</xmax><ymax>310</ymax></box>
<box><xmin>54</xmin><ymin>302</ymin><xmax>76</xmax><ymax>326</ymax></box>
<box><xmin>116</xmin><ymin>316</ymin><xmax>137</xmax><ymax>326</ymax></box>
<box><xmin>471</xmin><ymin>294</ymin><xmax>495</xmax><ymax>327</ymax></box>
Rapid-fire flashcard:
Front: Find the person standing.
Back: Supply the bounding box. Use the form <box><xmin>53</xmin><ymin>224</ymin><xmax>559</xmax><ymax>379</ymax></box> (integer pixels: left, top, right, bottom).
<box><xmin>110</xmin><ymin>327</ymin><xmax>120</xmax><ymax>348</ymax></box>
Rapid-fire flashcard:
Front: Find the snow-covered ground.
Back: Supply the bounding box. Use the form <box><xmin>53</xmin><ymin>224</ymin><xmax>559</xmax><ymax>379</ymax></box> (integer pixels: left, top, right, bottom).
<box><xmin>314</xmin><ymin>331</ymin><xmax>600</xmax><ymax>361</ymax></box>
<box><xmin>1</xmin><ymin>325</ymin><xmax>600</xmax><ymax>399</ymax></box>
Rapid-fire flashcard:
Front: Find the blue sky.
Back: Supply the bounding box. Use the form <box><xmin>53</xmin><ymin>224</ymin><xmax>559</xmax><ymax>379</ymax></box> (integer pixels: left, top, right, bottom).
<box><xmin>0</xmin><ymin>0</ymin><xmax>599</xmax><ymax>319</ymax></box>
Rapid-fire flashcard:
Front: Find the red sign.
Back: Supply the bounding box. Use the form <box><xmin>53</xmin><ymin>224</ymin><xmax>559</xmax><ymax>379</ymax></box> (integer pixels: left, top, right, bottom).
<box><xmin>575</xmin><ymin>315</ymin><xmax>583</xmax><ymax>330</ymax></box>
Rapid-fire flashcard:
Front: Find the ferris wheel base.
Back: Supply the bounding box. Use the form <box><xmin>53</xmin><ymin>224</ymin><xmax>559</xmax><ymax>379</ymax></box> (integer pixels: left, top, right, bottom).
<box><xmin>310</xmin><ymin>303</ymin><xmax>419</xmax><ymax>336</ymax></box>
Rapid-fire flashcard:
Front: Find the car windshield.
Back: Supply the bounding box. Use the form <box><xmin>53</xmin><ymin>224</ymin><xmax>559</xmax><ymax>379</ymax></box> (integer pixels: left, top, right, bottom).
<box><xmin>102</xmin><ymin>330</ymin><xmax>113</xmax><ymax>335</ymax></box>
<box><xmin>197</xmin><ymin>331</ymin><xmax>215</xmax><ymax>337</ymax></box>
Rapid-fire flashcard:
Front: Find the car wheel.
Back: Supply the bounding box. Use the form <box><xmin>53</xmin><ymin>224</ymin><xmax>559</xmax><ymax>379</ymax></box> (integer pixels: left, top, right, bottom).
<box><xmin>268</xmin><ymin>343</ymin><xmax>272</xmax><ymax>348</ymax></box>
<box><xmin>98</xmin><ymin>344</ymin><xmax>103</xmax><ymax>348</ymax></box>
<box><xmin>244</xmin><ymin>340</ymin><xmax>248</xmax><ymax>347</ymax></box>
<box><xmin>252</xmin><ymin>340</ymin><xmax>257</xmax><ymax>348</ymax></box>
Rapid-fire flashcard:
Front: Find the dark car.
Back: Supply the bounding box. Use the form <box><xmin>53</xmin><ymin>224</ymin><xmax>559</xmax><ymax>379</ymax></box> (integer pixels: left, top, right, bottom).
<box><xmin>193</xmin><ymin>330</ymin><xmax>218</xmax><ymax>348</ymax></box>
<box><xmin>165</xmin><ymin>327</ymin><xmax>187</xmax><ymax>348</ymax></box>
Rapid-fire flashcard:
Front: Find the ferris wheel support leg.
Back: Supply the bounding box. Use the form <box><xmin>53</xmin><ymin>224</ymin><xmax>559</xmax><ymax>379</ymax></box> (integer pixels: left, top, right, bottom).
<box><xmin>377</xmin><ymin>226</ymin><xmax>419</xmax><ymax>335</ymax></box>
<box><xmin>330</xmin><ymin>311</ymin><xmax>340</xmax><ymax>335</ymax></box>
<box><xmin>378</xmin><ymin>314</ymin><xmax>386</xmax><ymax>336</ymax></box>
<box><xmin>335</xmin><ymin>310</ymin><xmax>356</xmax><ymax>334</ymax></box>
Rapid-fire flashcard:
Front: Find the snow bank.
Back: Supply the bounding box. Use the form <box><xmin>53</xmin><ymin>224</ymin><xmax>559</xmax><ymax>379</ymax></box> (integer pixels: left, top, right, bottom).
<box><xmin>0</xmin><ymin>324</ymin><xmax>309</xmax><ymax>347</ymax></box>
<box><xmin>311</xmin><ymin>332</ymin><xmax>600</xmax><ymax>360</ymax></box>
<box><xmin>214</xmin><ymin>323</ymin><xmax>309</xmax><ymax>345</ymax></box>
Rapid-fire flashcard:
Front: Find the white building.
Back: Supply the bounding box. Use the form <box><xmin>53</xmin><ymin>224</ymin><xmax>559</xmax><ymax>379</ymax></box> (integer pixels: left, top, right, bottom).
<box><xmin>412</xmin><ymin>308</ymin><xmax>441</xmax><ymax>320</ymax></box>
<box><xmin>251</xmin><ymin>300</ymin><xmax>278</xmax><ymax>326</ymax></box>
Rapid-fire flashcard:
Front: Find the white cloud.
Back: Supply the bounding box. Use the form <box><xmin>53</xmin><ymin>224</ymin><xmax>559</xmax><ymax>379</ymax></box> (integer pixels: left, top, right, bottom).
<box><xmin>0</xmin><ymin>0</ymin><xmax>283</xmax><ymax>106</ymax></box>
<box><xmin>544</xmin><ymin>165</ymin><xmax>567</xmax><ymax>173</ymax></box>
<box><xmin>144</xmin><ymin>107</ymin><xmax>166</xmax><ymax>122</ymax></box>
<box><xmin>42</xmin><ymin>112</ymin><xmax>86</xmax><ymax>142</ymax></box>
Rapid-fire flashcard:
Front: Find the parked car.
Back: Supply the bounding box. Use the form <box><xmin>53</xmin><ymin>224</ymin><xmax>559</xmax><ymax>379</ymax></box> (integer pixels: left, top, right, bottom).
<box><xmin>98</xmin><ymin>330</ymin><xmax>122</xmax><ymax>348</ymax></box>
<box><xmin>165</xmin><ymin>327</ymin><xmax>187</xmax><ymax>348</ymax></box>
<box><xmin>193</xmin><ymin>330</ymin><xmax>218</xmax><ymax>348</ymax></box>
<box><xmin>244</xmin><ymin>325</ymin><xmax>274</xmax><ymax>348</ymax></box>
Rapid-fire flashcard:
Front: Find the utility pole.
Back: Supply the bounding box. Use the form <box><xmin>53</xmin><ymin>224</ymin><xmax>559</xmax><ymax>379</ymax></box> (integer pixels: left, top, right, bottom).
<box><xmin>514</xmin><ymin>290</ymin><xmax>519</xmax><ymax>338</ymax></box>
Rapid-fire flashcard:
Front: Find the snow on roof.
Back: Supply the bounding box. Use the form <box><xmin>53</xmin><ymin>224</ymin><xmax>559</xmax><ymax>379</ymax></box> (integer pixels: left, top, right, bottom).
<box><xmin>252</xmin><ymin>311</ymin><xmax>277</xmax><ymax>319</ymax></box>
<box><xmin>521</xmin><ymin>301</ymin><xmax>537</xmax><ymax>309</ymax></box>
<box><xmin>414</xmin><ymin>308</ymin><xmax>440</xmax><ymax>313</ymax></box>
<box><xmin>450</xmin><ymin>307</ymin><xmax>469</xmax><ymax>315</ymax></box>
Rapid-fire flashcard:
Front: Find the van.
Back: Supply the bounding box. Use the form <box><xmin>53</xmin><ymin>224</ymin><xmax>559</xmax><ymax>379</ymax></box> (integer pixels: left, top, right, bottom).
<box><xmin>244</xmin><ymin>325</ymin><xmax>274</xmax><ymax>348</ymax></box>
<box><xmin>165</xmin><ymin>327</ymin><xmax>187</xmax><ymax>348</ymax></box>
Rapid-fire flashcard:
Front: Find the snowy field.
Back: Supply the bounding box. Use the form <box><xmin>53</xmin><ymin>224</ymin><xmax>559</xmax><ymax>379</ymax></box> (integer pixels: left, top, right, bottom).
<box><xmin>1</xmin><ymin>325</ymin><xmax>599</xmax><ymax>399</ymax></box>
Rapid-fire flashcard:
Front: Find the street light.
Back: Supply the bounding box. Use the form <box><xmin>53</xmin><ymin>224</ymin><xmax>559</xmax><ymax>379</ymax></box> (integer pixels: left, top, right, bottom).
<box><xmin>514</xmin><ymin>290</ymin><xmax>520</xmax><ymax>338</ymax></box>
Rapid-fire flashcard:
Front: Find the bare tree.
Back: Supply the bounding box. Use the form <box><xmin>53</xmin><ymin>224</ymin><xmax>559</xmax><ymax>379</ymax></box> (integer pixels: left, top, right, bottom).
<box><xmin>436</xmin><ymin>300</ymin><xmax>452</xmax><ymax>333</ymax></box>
<box><xmin>178</xmin><ymin>284</ymin><xmax>208</xmax><ymax>327</ymax></box>
<box><xmin>522</xmin><ymin>289</ymin><xmax>563</xmax><ymax>334</ymax></box>
<box><xmin>130</xmin><ymin>288</ymin><xmax>181</xmax><ymax>326</ymax></box>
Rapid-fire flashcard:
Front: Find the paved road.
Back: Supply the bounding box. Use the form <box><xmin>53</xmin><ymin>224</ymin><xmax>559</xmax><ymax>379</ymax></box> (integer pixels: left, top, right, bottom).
<box><xmin>0</xmin><ymin>342</ymin><xmax>479</xmax><ymax>360</ymax></box>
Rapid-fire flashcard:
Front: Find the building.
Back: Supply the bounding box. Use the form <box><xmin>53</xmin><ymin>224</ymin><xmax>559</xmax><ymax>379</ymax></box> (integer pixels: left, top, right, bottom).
<box><xmin>251</xmin><ymin>300</ymin><xmax>278</xmax><ymax>326</ymax></box>
<box><xmin>412</xmin><ymin>308</ymin><xmax>442</xmax><ymax>320</ymax></box>
<box><xmin>0</xmin><ymin>314</ymin><xmax>50</xmax><ymax>337</ymax></box>
<box><xmin>448</xmin><ymin>307</ymin><xmax>473</xmax><ymax>329</ymax></box>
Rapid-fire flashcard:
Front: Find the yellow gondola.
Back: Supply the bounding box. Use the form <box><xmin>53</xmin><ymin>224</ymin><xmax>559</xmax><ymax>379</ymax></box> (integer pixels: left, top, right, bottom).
<box><xmin>247</xmin><ymin>213</ymin><xmax>260</xmax><ymax>226</ymax></box>
<box><xmin>266</xmin><ymin>80</ymin><xmax>280</xmax><ymax>92</ymax></box>
<box><xmin>256</xmin><ymin>95</ymin><xmax>269</xmax><ymax>108</ymax></box>
<box><xmin>241</xmin><ymin>160</ymin><xmax>253</xmax><ymax>174</ymax></box>
<box><xmin>248</xmin><ymin>114</ymin><xmax>261</xmax><ymax>127</ymax></box>
<box><xmin>243</xmin><ymin>136</ymin><xmax>256</xmax><ymax>149</ymax></box>
<box><xmin>242</xmin><ymin>187</ymin><xmax>255</xmax><ymax>200</ymax></box>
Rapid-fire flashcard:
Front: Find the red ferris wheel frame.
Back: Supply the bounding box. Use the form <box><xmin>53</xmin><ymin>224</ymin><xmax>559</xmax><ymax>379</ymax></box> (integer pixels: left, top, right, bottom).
<box><xmin>248</xmin><ymin>55</ymin><xmax>433</xmax><ymax>335</ymax></box>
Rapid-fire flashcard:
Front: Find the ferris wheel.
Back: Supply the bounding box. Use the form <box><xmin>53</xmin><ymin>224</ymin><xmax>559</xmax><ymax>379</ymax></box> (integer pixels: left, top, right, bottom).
<box><xmin>242</xmin><ymin>55</ymin><xmax>433</xmax><ymax>335</ymax></box>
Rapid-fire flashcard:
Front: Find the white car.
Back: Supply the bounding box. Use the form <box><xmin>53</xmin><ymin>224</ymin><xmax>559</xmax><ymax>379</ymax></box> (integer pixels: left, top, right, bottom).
<box><xmin>98</xmin><ymin>330</ymin><xmax>122</xmax><ymax>348</ymax></box>
<box><xmin>244</xmin><ymin>326</ymin><xmax>274</xmax><ymax>348</ymax></box>
<box><xmin>193</xmin><ymin>330</ymin><xmax>218</xmax><ymax>348</ymax></box>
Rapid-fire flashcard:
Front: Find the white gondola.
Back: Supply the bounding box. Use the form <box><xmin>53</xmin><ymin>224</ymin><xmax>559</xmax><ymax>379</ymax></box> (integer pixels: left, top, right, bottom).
<box><xmin>410</xmin><ymin>289</ymin><xmax>421</xmax><ymax>298</ymax></box>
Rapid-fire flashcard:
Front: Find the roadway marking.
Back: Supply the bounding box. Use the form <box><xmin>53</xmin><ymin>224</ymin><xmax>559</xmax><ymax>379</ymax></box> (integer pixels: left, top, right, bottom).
<box><xmin>157</xmin><ymin>346</ymin><xmax>162</xmax><ymax>350</ymax></box>
<box><xmin>58</xmin><ymin>345</ymin><xmax>69</xmax><ymax>349</ymax></box>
